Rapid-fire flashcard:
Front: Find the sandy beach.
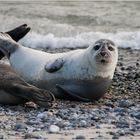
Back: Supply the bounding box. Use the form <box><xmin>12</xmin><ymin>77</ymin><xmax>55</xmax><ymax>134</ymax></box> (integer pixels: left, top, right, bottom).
<box><xmin>0</xmin><ymin>1</ymin><xmax>139</xmax><ymax>139</ymax></box>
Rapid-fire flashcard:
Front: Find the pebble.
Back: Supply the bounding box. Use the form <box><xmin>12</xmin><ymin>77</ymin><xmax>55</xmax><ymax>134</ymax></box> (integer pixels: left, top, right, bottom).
<box><xmin>13</xmin><ymin>123</ymin><xmax>27</xmax><ymax>131</ymax></box>
<box><xmin>114</xmin><ymin>107</ymin><xmax>129</xmax><ymax>113</ymax></box>
<box><xmin>133</xmin><ymin>112</ymin><xmax>140</xmax><ymax>120</ymax></box>
<box><xmin>134</xmin><ymin>124</ymin><xmax>140</xmax><ymax>130</ymax></box>
<box><xmin>75</xmin><ymin>135</ymin><xmax>86</xmax><ymax>139</ymax></box>
<box><xmin>26</xmin><ymin>120</ymin><xmax>40</xmax><ymax>125</ymax></box>
<box><xmin>95</xmin><ymin>125</ymin><xmax>101</xmax><ymax>129</ymax></box>
<box><xmin>24</xmin><ymin>133</ymin><xmax>42</xmax><ymax>139</ymax></box>
<box><xmin>118</xmin><ymin>100</ymin><xmax>134</xmax><ymax>108</ymax></box>
<box><xmin>0</xmin><ymin>135</ymin><xmax>4</xmax><ymax>139</ymax></box>
<box><xmin>79</xmin><ymin>120</ymin><xmax>87</xmax><ymax>127</ymax></box>
<box><xmin>112</xmin><ymin>135</ymin><xmax>119</xmax><ymax>139</ymax></box>
<box><xmin>37</xmin><ymin>112</ymin><xmax>47</xmax><ymax>119</ymax></box>
<box><xmin>116</xmin><ymin>129</ymin><xmax>125</xmax><ymax>136</ymax></box>
<box><xmin>37</xmin><ymin>111</ymin><xmax>53</xmax><ymax>119</ymax></box>
<box><xmin>49</xmin><ymin>125</ymin><xmax>60</xmax><ymax>133</ymax></box>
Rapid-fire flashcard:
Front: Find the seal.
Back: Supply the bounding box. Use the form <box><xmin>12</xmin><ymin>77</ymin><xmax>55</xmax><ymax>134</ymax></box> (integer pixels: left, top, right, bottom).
<box><xmin>0</xmin><ymin>26</ymin><xmax>54</xmax><ymax>107</ymax></box>
<box><xmin>0</xmin><ymin>63</ymin><xmax>55</xmax><ymax>107</ymax></box>
<box><xmin>0</xmin><ymin>24</ymin><xmax>30</xmax><ymax>59</ymax></box>
<box><xmin>0</xmin><ymin>33</ymin><xmax>118</xmax><ymax>101</ymax></box>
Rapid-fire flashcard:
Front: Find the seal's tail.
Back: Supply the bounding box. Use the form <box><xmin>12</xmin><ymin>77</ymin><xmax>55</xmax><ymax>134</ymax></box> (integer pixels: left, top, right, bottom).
<box><xmin>0</xmin><ymin>24</ymin><xmax>30</xmax><ymax>59</ymax></box>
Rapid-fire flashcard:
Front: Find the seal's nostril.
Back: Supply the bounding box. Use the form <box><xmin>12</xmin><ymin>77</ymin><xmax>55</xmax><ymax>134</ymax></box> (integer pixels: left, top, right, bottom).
<box><xmin>100</xmin><ymin>52</ymin><xmax>106</xmax><ymax>56</ymax></box>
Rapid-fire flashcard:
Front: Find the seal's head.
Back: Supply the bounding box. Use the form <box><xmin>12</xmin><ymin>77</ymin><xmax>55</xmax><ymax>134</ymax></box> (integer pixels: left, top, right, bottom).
<box><xmin>87</xmin><ymin>39</ymin><xmax>118</xmax><ymax>78</ymax></box>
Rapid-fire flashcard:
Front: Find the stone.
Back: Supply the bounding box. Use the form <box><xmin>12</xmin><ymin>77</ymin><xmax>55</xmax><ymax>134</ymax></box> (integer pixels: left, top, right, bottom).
<box><xmin>118</xmin><ymin>100</ymin><xmax>134</xmax><ymax>108</ymax></box>
<box><xmin>0</xmin><ymin>135</ymin><xmax>4</xmax><ymax>139</ymax></box>
<box><xmin>13</xmin><ymin>123</ymin><xmax>27</xmax><ymax>131</ymax></box>
<box><xmin>24</xmin><ymin>133</ymin><xmax>42</xmax><ymax>139</ymax></box>
<box><xmin>133</xmin><ymin>112</ymin><xmax>140</xmax><ymax>120</ymax></box>
<box><xmin>75</xmin><ymin>135</ymin><xmax>86</xmax><ymax>139</ymax></box>
<box><xmin>112</xmin><ymin>135</ymin><xmax>119</xmax><ymax>139</ymax></box>
<box><xmin>49</xmin><ymin>125</ymin><xmax>60</xmax><ymax>133</ymax></box>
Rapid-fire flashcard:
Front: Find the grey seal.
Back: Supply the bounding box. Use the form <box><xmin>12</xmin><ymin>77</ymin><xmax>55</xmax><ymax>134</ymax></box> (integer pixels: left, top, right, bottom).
<box><xmin>0</xmin><ymin>25</ymin><xmax>55</xmax><ymax>107</ymax></box>
<box><xmin>0</xmin><ymin>63</ymin><xmax>55</xmax><ymax>107</ymax></box>
<box><xmin>0</xmin><ymin>33</ymin><xmax>118</xmax><ymax>102</ymax></box>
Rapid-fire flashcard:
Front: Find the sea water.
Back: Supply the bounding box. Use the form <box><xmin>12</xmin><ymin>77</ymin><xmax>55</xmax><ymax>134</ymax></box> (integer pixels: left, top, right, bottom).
<box><xmin>0</xmin><ymin>1</ymin><xmax>140</xmax><ymax>49</ymax></box>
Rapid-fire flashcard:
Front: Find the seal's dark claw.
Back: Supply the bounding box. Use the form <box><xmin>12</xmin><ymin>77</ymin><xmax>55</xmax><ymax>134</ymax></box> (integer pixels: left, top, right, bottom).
<box><xmin>32</xmin><ymin>90</ymin><xmax>55</xmax><ymax>108</ymax></box>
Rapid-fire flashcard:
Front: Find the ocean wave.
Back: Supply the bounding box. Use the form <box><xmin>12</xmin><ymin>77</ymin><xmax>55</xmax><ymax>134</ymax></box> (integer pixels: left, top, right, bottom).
<box><xmin>20</xmin><ymin>31</ymin><xmax>140</xmax><ymax>50</ymax></box>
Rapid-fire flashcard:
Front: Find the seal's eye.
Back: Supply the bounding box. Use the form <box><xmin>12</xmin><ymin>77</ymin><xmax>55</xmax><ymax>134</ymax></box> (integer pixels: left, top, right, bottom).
<box><xmin>108</xmin><ymin>46</ymin><xmax>114</xmax><ymax>51</ymax></box>
<box><xmin>94</xmin><ymin>44</ymin><xmax>100</xmax><ymax>51</ymax></box>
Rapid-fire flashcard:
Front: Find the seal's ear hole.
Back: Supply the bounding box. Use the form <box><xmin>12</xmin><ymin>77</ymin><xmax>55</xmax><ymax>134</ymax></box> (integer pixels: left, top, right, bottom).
<box><xmin>94</xmin><ymin>44</ymin><xmax>100</xmax><ymax>51</ymax></box>
<box><xmin>108</xmin><ymin>46</ymin><xmax>114</xmax><ymax>51</ymax></box>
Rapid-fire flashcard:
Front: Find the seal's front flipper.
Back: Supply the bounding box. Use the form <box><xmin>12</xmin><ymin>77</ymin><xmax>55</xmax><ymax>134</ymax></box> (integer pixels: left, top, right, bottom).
<box><xmin>6</xmin><ymin>24</ymin><xmax>31</xmax><ymax>42</ymax></box>
<box><xmin>45</xmin><ymin>58</ymin><xmax>65</xmax><ymax>73</ymax></box>
<box><xmin>56</xmin><ymin>84</ymin><xmax>91</xmax><ymax>102</ymax></box>
<box><xmin>5</xmin><ymin>83</ymin><xmax>55</xmax><ymax>107</ymax></box>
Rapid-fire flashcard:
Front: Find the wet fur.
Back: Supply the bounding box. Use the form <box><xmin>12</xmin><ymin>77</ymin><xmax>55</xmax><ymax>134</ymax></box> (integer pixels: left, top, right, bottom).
<box><xmin>0</xmin><ymin>63</ymin><xmax>54</xmax><ymax>107</ymax></box>
<box><xmin>0</xmin><ymin>31</ymin><xmax>118</xmax><ymax>101</ymax></box>
<box><xmin>0</xmin><ymin>25</ymin><xmax>55</xmax><ymax>107</ymax></box>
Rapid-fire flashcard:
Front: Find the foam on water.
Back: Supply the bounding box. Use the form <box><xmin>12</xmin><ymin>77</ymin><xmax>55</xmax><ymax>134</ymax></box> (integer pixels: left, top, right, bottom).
<box><xmin>20</xmin><ymin>31</ymin><xmax>140</xmax><ymax>50</ymax></box>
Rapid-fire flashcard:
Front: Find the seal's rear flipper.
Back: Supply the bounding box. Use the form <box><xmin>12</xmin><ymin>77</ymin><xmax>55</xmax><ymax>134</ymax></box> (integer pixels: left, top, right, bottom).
<box><xmin>9</xmin><ymin>83</ymin><xmax>55</xmax><ymax>107</ymax></box>
<box><xmin>6</xmin><ymin>24</ymin><xmax>30</xmax><ymax>42</ymax></box>
<box><xmin>0</xmin><ymin>24</ymin><xmax>30</xmax><ymax>59</ymax></box>
<box><xmin>56</xmin><ymin>84</ymin><xmax>91</xmax><ymax>102</ymax></box>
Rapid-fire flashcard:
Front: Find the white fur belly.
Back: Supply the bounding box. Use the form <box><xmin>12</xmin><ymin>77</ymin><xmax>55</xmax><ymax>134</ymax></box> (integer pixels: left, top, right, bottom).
<box><xmin>9</xmin><ymin>46</ymin><xmax>113</xmax><ymax>87</ymax></box>
<box><xmin>43</xmin><ymin>55</ymin><xmax>94</xmax><ymax>81</ymax></box>
<box><xmin>10</xmin><ymin>47</ymin><xmax>49</xmax><ymax>81</ymax></box>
